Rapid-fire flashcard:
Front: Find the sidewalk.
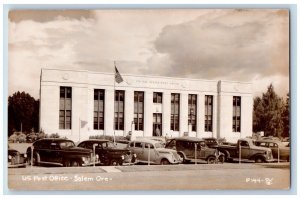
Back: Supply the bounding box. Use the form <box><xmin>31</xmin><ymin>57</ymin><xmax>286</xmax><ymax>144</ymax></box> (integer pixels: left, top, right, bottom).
<box><xmin>8</xmin><ymin>162</ymin><xmax>289</xmax><ymax>175</ymax></box>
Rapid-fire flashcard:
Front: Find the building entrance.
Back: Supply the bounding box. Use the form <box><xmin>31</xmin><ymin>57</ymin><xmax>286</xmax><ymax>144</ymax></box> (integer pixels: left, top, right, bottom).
<box><xmin>153</xmin><ymin>113</ymin><xmax>162</xmax><ymax>136</ymax></box>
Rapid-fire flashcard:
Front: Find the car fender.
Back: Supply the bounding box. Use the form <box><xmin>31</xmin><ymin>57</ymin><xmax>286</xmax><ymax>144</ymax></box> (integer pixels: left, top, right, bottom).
<box><xmin>34</xmin><ymin>152</ymin><xmax>41</xmax><ymax>163</ymax></box>
<box><xmin>206</xmin><ymin>155</ymin><xmax>217</xmax><ymax>161</ymax></box>
<box><xmin>157</xmin><ymin>154</ymin><xmax>173</xmax><ymax>164</ymax></box>
<box><xmin>177</xmin><ymin>151</ymin><xmax>187</xmax><ymax>160</ymax></box>
<box><xmin>250</xmin><ymin>153</ymin><xmax>266</xmax><ymax>161</ymax></box>
<box><xmin>218</xmin><ymin>149</ymin><xmax>231</xmax><ymax>160</ymax></box>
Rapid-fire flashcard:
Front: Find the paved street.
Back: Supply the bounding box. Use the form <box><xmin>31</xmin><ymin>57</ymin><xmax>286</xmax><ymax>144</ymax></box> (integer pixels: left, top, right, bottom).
<box><xmin>8</xmin><ymin>163</ymin><xmax>290</xmax><ymax>191</ymax></box>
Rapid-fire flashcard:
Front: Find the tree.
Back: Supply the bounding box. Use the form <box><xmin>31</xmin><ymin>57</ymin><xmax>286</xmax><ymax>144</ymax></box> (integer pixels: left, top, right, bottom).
<box><xmin>281</xmin><ymin>93</ymin><xmax>290</xmax><ymax>137</ymax></box>
<box><xmin>8</xmin><ymin>91</ymin><xmax>39</xmax><ymax>136</ymax></box>
<box><xmin>253</xmin><ymin>84</ymin><xmax>288</xmax><ymax>137</ymax></box>
<box><xmin>253</xmin><ymin>96</ymin><xmax>265</xmax><ymax>133</ymax></box>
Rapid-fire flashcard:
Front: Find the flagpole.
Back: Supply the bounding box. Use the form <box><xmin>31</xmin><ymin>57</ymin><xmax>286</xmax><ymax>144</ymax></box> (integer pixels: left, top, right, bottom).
<box><xmin>113</xmin><ymin>61</ymin><xmax>116</xmax><ymax>144</ymax></box>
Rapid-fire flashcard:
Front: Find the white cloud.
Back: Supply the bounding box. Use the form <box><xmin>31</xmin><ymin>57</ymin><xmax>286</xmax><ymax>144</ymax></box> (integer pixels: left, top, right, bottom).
<box><xmin>8</xmin><ymin>9</ymin><xmax>289</xmax><ymax>98</ymax></box>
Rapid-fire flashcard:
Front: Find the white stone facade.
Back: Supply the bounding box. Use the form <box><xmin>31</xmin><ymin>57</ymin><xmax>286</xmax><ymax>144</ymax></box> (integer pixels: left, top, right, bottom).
<box><xmin>40</xmin><ymin>68</ymin><xmax>253</xmax><ymax>142</ymax></box>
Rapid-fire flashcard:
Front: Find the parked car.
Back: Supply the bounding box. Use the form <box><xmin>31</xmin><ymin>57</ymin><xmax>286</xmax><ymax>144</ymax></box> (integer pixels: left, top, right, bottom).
<box><xmin>127</xmin><ymin>139</ymin><xmax>181</xmax><ymax>165</ymax></box>
<box><xmin>26</xmin><ymin>138</ymin><xmax>99</xmax><ymax>167</ymax></box>
<box><xmin>254</xmin><ymin>140</ymin><xmax>290</xmax><ymax>162</ymax></box>
<box><xmin>77</xmin><ymin>139</ymin><xmax>136</xmax><ymax>166</ymax></box>
<box><xmin>217</xmin><ymin>138</ymin><xmax>273</xmax><ymax>163</ymax></box>
<box><xmin>8</xmin><ymin>147</ymin><xmax>27</xmax><ymax>168</ymax></box>
<box><xmin>165</xmin><ymin>137</ymin><xmax>224</xmax><ymax>164</ymax></box>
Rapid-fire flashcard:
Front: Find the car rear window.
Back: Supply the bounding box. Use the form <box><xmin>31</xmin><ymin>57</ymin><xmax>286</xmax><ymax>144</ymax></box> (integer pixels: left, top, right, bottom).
<box><xmin>59</xmin><ymin>141</ymin><xmax>75</xmax><ymax>149</ymax></box>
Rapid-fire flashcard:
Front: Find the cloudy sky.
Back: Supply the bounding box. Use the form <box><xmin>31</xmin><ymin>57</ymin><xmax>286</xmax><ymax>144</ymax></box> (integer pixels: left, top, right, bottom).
<box><xmin>8</xmin><ymin>9</ymin><xmax>289</xmax><ymax>99</ymax></box>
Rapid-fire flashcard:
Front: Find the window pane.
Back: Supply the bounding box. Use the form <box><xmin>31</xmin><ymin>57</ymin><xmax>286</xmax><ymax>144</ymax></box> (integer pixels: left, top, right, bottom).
<box><xmin>94</xmin><ymin>100</ymin><xmax>99</xmax><ymax>111</ymax></box>
<box><xmin>65</xmin><ymin>99</ymin><xmax>71</xmax><ymax>110</ymax></box>
<box><xmin>60</xmin><ymin>99</ymin><xmax>65</xmax><ymax>110</ymax></box>
<box><xmin>60</xmin><ymin>88</ymin><xmax>65</xmax><ymax>98</ymax></box>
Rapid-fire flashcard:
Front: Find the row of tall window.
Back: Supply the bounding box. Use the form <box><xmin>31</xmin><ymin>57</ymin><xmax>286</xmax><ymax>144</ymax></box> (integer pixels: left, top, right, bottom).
<box><xmin>59</xmin><ymin>87</ymin><xmax>241</xmax><ymax>133</ymax></box>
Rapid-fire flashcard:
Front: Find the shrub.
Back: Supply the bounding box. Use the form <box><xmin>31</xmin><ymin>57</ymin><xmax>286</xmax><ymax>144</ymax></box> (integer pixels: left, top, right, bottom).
<box><xmin>8</xmin><ymin>132</ymin><xmax>27</xmax><ymax>143</ymax></box>
<box><xmin>48</xmin><ymin>133</ymin><xmax>60</xmax><ymax>138</ymax></box>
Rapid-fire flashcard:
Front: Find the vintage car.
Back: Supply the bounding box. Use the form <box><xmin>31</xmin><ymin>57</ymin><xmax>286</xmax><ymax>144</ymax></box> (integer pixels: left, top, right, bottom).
<box><xmin>254</xmin><ymin>140</ymin><xmax>290</xmax><ymax>162</ymax></box>
<box><xmin>26</xmin><ymin>138</ymin><xmax>99</xmax><ymax>167</ymax></box>
<box><xmin>8</xmin><ymin>148</ymin><xmax>27</xmax><ymax>168</ymax></box>
<box><xmin>217</xmin><ymin>138</ymin><xmax>273</xmax><ymax>163</ymax></box>
<box><xmin>127</xmin><ymin>139</ymin><xmax>181</xmax><ymax>165</ymax></box>
<box><xmin>165</xmin><ymin>137</ymin><xmax>224</xmax><ymax>164</ymax></box>
<box><xmin>77</xmin><ymin>139</ymin><xmax>136</xmax><ymax>166</ymax></box>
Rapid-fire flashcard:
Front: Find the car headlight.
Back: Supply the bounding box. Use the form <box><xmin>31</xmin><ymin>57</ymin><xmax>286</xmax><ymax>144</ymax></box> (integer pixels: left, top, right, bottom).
<box><xmin>121</xmin><ymin>155</ymin><xmax>125</xmax><ymax>160</ymax></box>
<box><xmin>82</xmin><ymin>157</ymin><xmax>86</xmax><ymax>161</ymax></box>
<box><xmin>8</xmin><ymin>155</ymin><xmax>12</xmax><ymax>160</ymax></box>
<box><xmin>133</xmin><ymin>154</ymin><xmax>137</xmax><ymax>158</ymax></box>
<box><xmin>96</xmin><ymin>154</ymin><xmax>99</xmax><ymax>159</ymax></box>
<box><xmin>23</xmin><ymin>154</ymin><xmax>27</xmax><ymax>158</ymax></box>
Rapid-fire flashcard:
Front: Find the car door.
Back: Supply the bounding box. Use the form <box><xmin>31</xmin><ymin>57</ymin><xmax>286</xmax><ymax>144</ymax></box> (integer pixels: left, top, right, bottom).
<box><xmin>177</xmin><ymin>141</ymin><xmax>192</xmax><ymax>159</ymax></box>
<box><xmin>142</xmin><ymin>143</ymin><xmax>157</xmax><ymax>164</ymax></box>
<box><xmin>48</xmin><ymin>142</ymin><xmax>62</xmax><ymax>163</ymax></box>
<box><xmin>239</xmin><ymin>141</ymin><xmax>250</xmax><ymax>159</ymax></box>
<box><xmin>35</xmin><ymin>140</ymin><xmax>47</xmax><ymax>162</ymax></box>
<box><xmin>132</xmin><ymin>142</ymin><xmax>145</xmax><ymax>162</ymax></box>
<box><xmin>268</xmin><ymin>142</ymin><xmax>279</xmax><ymax>159</ymax></box>
<box><xmin>198</xmin><ymin>142</ymin><xmax>207</xmax><ymax>159</ymax></box>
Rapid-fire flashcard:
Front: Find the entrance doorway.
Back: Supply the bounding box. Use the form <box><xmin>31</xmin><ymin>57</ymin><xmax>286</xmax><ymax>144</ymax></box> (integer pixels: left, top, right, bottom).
<box><xmin>153</xmin><ymin>113</ymin><xmax>162</xmax><ymax>136</ymax></box>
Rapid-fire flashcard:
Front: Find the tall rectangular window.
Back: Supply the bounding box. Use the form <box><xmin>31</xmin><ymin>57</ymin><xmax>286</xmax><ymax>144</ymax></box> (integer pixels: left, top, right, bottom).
<box><xmin>171</xmin><ymin>93</ymin><xmax>180</xmax><ymax>131</ymax></box>
<box><xmin>59</xmin><ymin>87</ymin><xmax>72</xmax><ymax>129</ymax></box>
<box><xmin>153</xmin><ymin>92</ymin><xmax>162</xmax><ymax>103</ymax></box>
<box><xmin>205</xmin><ymin>95</ymin><xmax>213</xmax><ymax>132</ymax></box>
<box><xmin>188</xmin><ymin>94</ymin><xmax>197</xmax><ymax>131</ymax></box>
<box><xmin>114</xmin><ymin>90</ymin><xmax>125</xmax><ymax>130</ymax></box>
<box><xmin>233</xmin><ymin>96</ymin><xmax>241</xmax><ymax>132</ymax></box>
<box><xmin>94</xmin><ymin>89</ymin><xmax>105</xmax><ymax>130</ymax></box>
<box><xmin>134</xmin><ymin>91</ymin><xmax>144</xmax><ymax>131</ymax></box>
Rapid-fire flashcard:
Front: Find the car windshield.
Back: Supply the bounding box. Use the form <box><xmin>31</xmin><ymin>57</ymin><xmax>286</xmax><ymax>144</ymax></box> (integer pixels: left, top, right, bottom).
<box><xmin>59</xmin><ymin>141</ymin><xmax>75</xmax><ymax>149</ymax></box>
<box><xmin>154</xmin><ymin>143</ymin><xmax>164</xmax><ymax>148</ymax></box>
<box><xmin>105</xmin><ymin>142</ymin><xmax>117</xmax><ymax>148</ymax></box>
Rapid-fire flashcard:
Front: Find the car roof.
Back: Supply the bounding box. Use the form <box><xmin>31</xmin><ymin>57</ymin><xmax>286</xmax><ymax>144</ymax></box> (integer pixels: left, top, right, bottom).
<box><xmin>34</xmin><ymin>138</ymin><xmax>71</xmax><ymax>143</ymax></box>
<box><xmin>79</xmin><ymin>139</ymin><xmax>110</xmax><ymax>143</ymax></box>
<box><xmin>131</xmin><ymin>139</ymin><xmax>161</xmax><ymax>144</ymax></box>
<box><xmin>170</xmin><ymin>137</ymin><xmax>204</xmax><ymax>142</ymax></box>
<box><xmin>238</xmin><ymin>138</ymin><xmax>254</xmax><ymax>142</ymax></box>
<box><xmin>202</xmin><ymin>137</ymin><xmax>217</xmax><ymax>140</ymax></box>
<box><xmin>255</xmin><ymin>139</ymin><xmax>282</xmax><ymax>144</ymax></box>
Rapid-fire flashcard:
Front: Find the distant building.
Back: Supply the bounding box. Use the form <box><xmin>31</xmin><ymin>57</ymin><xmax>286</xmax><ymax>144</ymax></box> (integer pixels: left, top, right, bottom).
<box><xmin>40</xmin><ymin>68</ymin><xmax>253</xmax><ymax>142</ymax></box>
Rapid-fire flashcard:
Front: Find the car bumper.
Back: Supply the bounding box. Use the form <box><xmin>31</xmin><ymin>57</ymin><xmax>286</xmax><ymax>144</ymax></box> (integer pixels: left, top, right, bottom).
<box><xmin>8</xmin><ymin>162</ymin><xmax>27</xmax><ymax>168</ymax></box>
<box><xmin>82</xmin><ymin>161</ymin><xmax>101</xmax><ymax>167</ymax></box>
<box><xmin>265</xmin><ymin>158</ymin><xmax>275</xmax><ymax>163</ymax></box>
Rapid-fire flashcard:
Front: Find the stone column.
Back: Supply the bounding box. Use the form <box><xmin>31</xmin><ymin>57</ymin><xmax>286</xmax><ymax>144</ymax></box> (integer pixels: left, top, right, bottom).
<box><xmin>163</xmin><ymin>92</ymin><xmax>171</xmax><ymax>137</ymax></box>
<box><xmin>104</xmin><ymin>89</ymin><xmax>114</xmax><ymax>136</ymax></box>
<box><xmin>180</xmin><ymin>93</ymin><xmax>188</xmax><ymax>137</ymax></box>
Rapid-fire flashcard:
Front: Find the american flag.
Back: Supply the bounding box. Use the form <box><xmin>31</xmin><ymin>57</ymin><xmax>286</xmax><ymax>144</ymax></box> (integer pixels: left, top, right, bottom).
<box><xmin>80</xmin><ymin>120</ymin><xmax>88</xmax><ymax>128</ymax></box>
<box><xmin>115</xmin><ymin>66</ymin><xmax>124</xmax><ymax>83</ymax></box>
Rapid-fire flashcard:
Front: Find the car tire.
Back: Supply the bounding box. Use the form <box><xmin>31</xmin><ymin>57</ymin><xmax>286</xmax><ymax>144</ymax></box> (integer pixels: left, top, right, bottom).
<box><xmin>71</xmin><ymin>160</ymin><xmax>82</xmax><ymax>167</ymax></box>
<box><xmin>177</xmin><ymin>152</ymin><xmax>186</xmax><ymax>163</ymax></box>
<box><xmin>160</xmin><ymin>159</ymin><xmax>170</xmax><ymax>165</ymax></box>
<box><xmin>110</xmin><ymin>159</ymin><xmax>119</xmax><ymax>166</ymax></box>
<box><xmin>255</xmin><ymin>156</ymin><xmax>265</xmax><ymax>163</ymax></box>
<box><xmin>63</xmin><ymin>159</ymin><xmax>71</xmax><ymax>167</ymax></box>
<box><xmin>218</xmin><ymin>155</ymin><xmax>225</xmax><ymax>164</ymax></box>
<box><xmin>207</xmin><ymin>156</ymin><xmax>216</xmax><ymax>164</ymax></box>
